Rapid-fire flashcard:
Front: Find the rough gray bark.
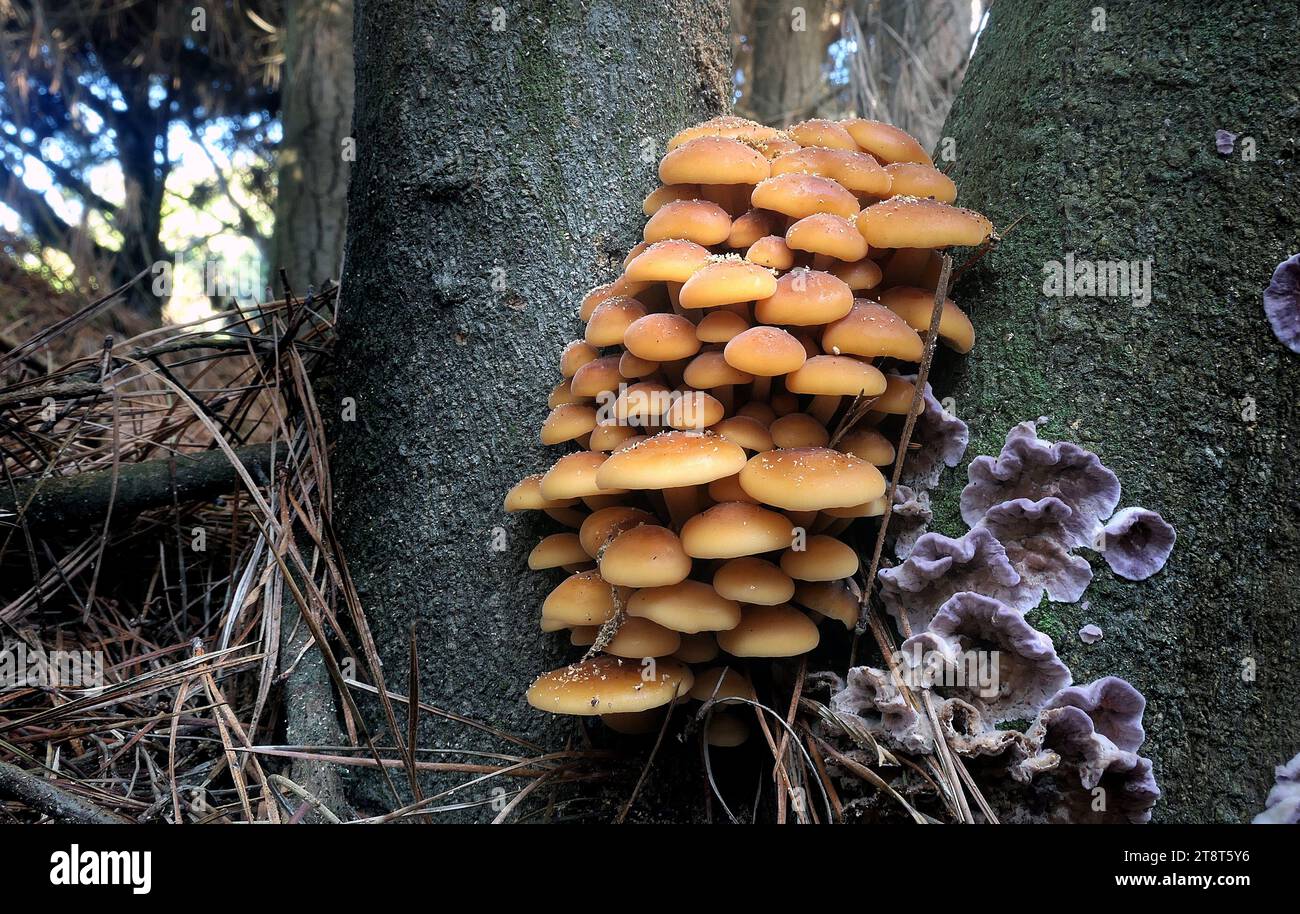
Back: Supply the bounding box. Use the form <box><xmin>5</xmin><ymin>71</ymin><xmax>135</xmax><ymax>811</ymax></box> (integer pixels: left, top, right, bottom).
<box><xmin>271</xmin><ymin>0</ymin><xmax>355</xmax><ymax>288</ymax></box>
<box><xmin>333</xmin><ymin>0</ymin><xmax>731</xmax><ymax>819</ymax></box>
<box><xmin>938</xmin><ymin>0</ymin><xmax>1300</xmax><ymax>822</ymax></box>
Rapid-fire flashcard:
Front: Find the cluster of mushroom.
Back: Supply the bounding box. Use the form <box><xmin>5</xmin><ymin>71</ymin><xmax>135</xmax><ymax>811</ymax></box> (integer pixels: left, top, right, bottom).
<box><xmin>505</xmin><ymin>115</ymin><xmax>993</xmax><ymax>744</ymax></box>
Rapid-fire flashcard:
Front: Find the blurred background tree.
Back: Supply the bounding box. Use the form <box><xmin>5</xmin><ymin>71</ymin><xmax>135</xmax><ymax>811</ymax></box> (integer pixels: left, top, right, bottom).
<box><xmin>0</xmin><ymin>0</ymin><xmax>975</xmax><ymax>327</ymax></box>
<box><xmin>0</xmin><ymin>1</ymin><xmax>285</xmax><ymax>319</ymax></box>
<box><xmin>269</xmin><ymin>0</ymin><xmax>353</xmax><ymax>295</ymax></box>
<box><xmin>732</xmin><ymin>0</ymin><xmax>978</xmax><ymax>146</ymax></box>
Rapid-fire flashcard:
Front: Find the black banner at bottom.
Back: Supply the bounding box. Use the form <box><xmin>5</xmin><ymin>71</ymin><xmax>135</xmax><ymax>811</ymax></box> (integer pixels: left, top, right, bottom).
<box><xmin>0</xmin><ymin>824</ymin><xmax>1284</xmax><ymax>901</ymax></box>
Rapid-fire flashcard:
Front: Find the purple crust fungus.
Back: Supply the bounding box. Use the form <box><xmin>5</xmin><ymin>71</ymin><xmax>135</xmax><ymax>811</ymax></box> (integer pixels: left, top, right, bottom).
<box><xmin>1026</xmin><ymin>686</ymin><xmax>1160</xmax><ymax>824</ymax></box>
<box><xmin>829</xmin><ymin>666</ymin><xmax>933</xmax><ymax>753</ymax></box>
<box><xmin>1263</xmin><ymin>253</ymin><xmax>1300</xmax><ymax>353</ymax></box>
<box><xmin>900</xmin><ymin>591</ymin><xmax>1071</xmax><ymax>723</ymax></box>
<box><xmin>823</xmin><ymin>413</ymin><xmax>1173</xmax><ymax>821</ymax></box>
<box><xmin>1078</xmin><ymin>623</ymin><xmax>1103</xmax><ymax>644</ymax></box>
<box><xmin>1253</xmin><ymin>751</ymin><xmax>1300</xmax><ymax>824</ymax></box>
<box><xmin>878</xmin><ymin>527</ymin><xmax>1037</xmax><ymax>634</ymax></box>
<box><xmin>1038</xmin><ymin>710</ymin><xmax>1160</xmax><ymax>823</ymax></box>
<box><xmin>961</xmin><ymin>421</ymin><xmax>1121</xmax><ymax>547</ymax></box>
<box><xmin>975</xmin><ymin>496</ymin><xmax>1094</xmax><ymax>603</ymax></box>
<box><xmin>1098</xmin><ymin>506</ymin><xmax>1176</xmax><ymax>581</ymax></box>
<box><xmin>899</xmin><ymin>377</ymin><xmax>969</xmax><ymax>491</ymax></box>
<box><xmin>936</xmin><ymin>697</ymin><xmax>1036</xmax><ymax>763</ymax></box>
<box><xmin>1045</xmin><ymin>676</ymin><xmax>1147</xmax><ymax>751</ymax></box>
<box><xmin>890</xmin><ymin>484</ymin><xmax>931</xmax><ymax>560</ymax></box>
<box><xmin>1214</xmin><ymin>129</ymin><xmax>1237</xmax><ymax>154</ymax></box>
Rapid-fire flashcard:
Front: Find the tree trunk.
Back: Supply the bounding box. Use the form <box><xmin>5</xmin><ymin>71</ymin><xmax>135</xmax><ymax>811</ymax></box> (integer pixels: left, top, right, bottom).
<box><xmin>938</xmin><ymin>0</ymin><xmax>1300</xmax><ymax>822</ymax></box>
<box><xmin>742</xmin><ymin>0</ymin><xmax>833</xmax><ymax>127</ymax></box>
<box><xmin>333</xmin><ymin>0</ymin><xmax>731</xmax><ymax>819</ymax></box>
<box><xmin>271</xmin><ymin>0</ymin><xmax>355</xmax><ymax>290</ymax></box>
<box><xmin>106</xmin><ymin>67</ymin><xmax>172</xmax><ymax>317</ymax></box>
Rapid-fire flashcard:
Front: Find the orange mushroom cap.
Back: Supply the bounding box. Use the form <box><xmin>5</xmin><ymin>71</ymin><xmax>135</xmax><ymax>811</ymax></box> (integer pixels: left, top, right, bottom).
<box><xmin>754</xmin><ymin>269</ymin><xmax>854</xmax><ymax>326</ymax></box>
<box><xmin>821</xmin><ymin>301</ymin><xmax>925</xmax><ymax>361</ymax></box>
<box><xmin>785</xmin><ymin>213</ymin><xmax>870</xmax><ymax>262</ymax></box>
<box><xmin>666</xmin><ymin>116</ymin><xmax>783</xmax><ymax>151</ymax></box>
<box><xmin>878</xmin><ymin>285</ymin><xmax>975</xmax><ymax>353</ymax></box>
<box><xmin>841</xmin><ymin>118</ymin><xmax>933</xmax><ymax>165</ymax></box>
<box><xmin>623</xmin><ymin>312</ymin><xmax>702</xmax><ymax>362</ymax></box>
<box><xmin>595</xmin><ymin>431</ymin><xmax>747</xmax><ymax>490</ymax></box>
<box><xmin>680</xmin><ymin>501</ymin><xmax>795</xmax><ymax>558</ymax></box>
<box><xmin>659</xmin><ymin>136</ymin><xmax>771</xmax><ymax>186</ymax></box>
<box><xmin>884</xmin><ymin>162</ymin><xmax>957</xmax><ymax>203</ymax></box>
<box><xmin>783</xmin><ymin>355</ymin><xmax>887</xmax><ymax>397</ymax></box>
<box><xmin>856</xmin><ymin>197</ymin><xmax>993</xmax><ymax>249</ymax></box>
<box><xmin>739</xmin><ymin>447</ymin><xmax>886</xmax><ymax>511</ymax></box>
<box><xmin>751</xmin><ymin>172</ymin><xmax>859</xmax><ymax>220</ymax></box>
<box><xmin>623</xmin><ymin>239</ymin><xmax>711</xmax><ymax>283</ymax></box>
<box><xmin>770</xmin><ymin>146</ymin><xmax>892</xmax><ymax>196</ymax></box>
<box><xmin>644</xmin><ymin>198</ymin><xmax>733</xmax><ymax>246</ymax></box>
<box><xmin>716</xmin><ymin>604</ymin><xmax>820</xmax><ymax>657</ymax></box>
<box><xmin>745</xmin><ymin>235</ymin><xmax>796</xmax><ymax>270</ymax></box>
<box><xmin>788</xmin><ymin>118</ymin><xmax>859</xmax><ymax>151</ymax></box>
<box><xmin>679</xmin><ymin>258</ymin><xmax>779</xmax><ymax>309</ymax></box>
<box><xmin>723</xmin><ymin>325</ymin><xmax>807</xmax><ymax>376</ymax></box>
<box><xmin>527</xmin><ymin>656</ymin><xmax>694</xmax><ymax>715</ymax></box>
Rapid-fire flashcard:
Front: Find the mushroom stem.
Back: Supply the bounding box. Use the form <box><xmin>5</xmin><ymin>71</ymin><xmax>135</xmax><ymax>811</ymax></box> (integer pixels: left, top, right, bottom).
<box><xmin>666</xmin><ymin>281</ymin><xmax>685</xmax><ymax>316</ymax></box>
<box><xmin>715</xmin><ymin>384</ymin><xmax>734</xmax><ymax>415</ymax></box>
<box><xmin>544</xmin><ymin>506</ymin><xmax>587</xmax><ymax>528</ymax></box>
<box><xmin>752</xmin><ymin>375</ymin><xmax>773</xmax><ymax>402</ymax></box>
<box><xmin>810</xmin><ymin>395</ymin><xmax>840</xmax><ymax>425</ymax></box>
<box><xmin>787</xmin><ymin>510</ymin><xmax>818</xmax><ymax>531</ymax></box>
<box><xmin>700</xmin><ymin>183</ymin><xmax>731</xmax><ymax>213</ymax></box>
<box><xmin>812</xmin><ymin>253</ymin><xmax>833</xmax><ymax>272</ymax></box>
<box><xmin>811</xmin><ymin>513</ymin><xmax>836</xmax><ymax>533</ymax></box>
<box><xmin>733</xmin><ymin>185</ymin><xmax>752</xmax><ymax>215</ymax></box>
<box><xmin>661</xmin><ymin>484</ymin><xmax>700</xmax><ymax>529</ymax></box>
<box><xmin>583</xmin><ymin>494</ymin><xmax>623</xmax><ymax>511</ymax></box>
<box><xmin>823</xmin><ymin>517</ymin><xmax>852</xmax><ymax>537</ymax></box>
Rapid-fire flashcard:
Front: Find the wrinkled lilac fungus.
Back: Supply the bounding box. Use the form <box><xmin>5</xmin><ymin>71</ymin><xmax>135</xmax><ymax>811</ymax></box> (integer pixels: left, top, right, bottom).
<box><xmin>1263</xmin><ymin>253</ymin><xmax>1300</xmax><ymax>354</ymax></box>
<box><xmin>1099</xmin><ymin>507</ymin><xmax>1176</xmax><ymax>581</ymax></box>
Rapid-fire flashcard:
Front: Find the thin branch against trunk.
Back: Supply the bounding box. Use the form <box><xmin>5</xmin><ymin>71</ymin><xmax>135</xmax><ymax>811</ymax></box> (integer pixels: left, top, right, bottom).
<box><xmin>0</xmin><ymin>443</ymin><xmax>277</xmax><ymax>530</ymax></box>
<box><xmin>0</xmin><ymin>759</ymin><xmax>133</xmax><ymax>824</ymax></box>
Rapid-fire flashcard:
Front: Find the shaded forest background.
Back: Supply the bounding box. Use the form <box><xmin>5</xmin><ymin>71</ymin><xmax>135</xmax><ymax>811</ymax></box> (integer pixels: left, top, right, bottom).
<box><xmin>0</xmin><ymin>0</ymin><xmax>975</xmax><ymax>325</ymax></box>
